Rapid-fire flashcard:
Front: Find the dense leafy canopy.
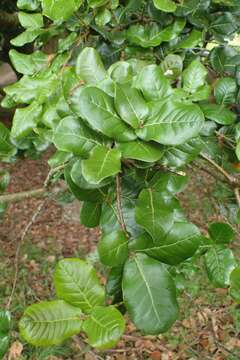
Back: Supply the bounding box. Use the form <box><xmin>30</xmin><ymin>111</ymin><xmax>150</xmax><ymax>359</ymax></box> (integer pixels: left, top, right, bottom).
<box><xmin>1</xmin><ymin>0</ymin><xmax>240</xmax><ymax>353</ymax></box>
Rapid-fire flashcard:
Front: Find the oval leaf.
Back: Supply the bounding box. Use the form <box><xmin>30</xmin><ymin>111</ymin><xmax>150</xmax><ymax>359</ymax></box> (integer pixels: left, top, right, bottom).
<box><xmin>98</xmin><ymin>230</ymin><xmax>129</xmax><ymax>266</ymax></box>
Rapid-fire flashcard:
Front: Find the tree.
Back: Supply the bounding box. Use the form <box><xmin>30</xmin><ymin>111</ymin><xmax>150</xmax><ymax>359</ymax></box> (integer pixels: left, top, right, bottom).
<box><xmin>1</xmin><ymin>0</ymin><xmax>240</xmax><ymax>353</ymax></box>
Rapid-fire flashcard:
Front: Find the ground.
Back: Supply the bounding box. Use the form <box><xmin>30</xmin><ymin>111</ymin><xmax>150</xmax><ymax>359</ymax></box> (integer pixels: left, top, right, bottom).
<box><xmin>1</xmin><ymin>150</ymin><xmax>240</xmax><ymax>360</ymax></box>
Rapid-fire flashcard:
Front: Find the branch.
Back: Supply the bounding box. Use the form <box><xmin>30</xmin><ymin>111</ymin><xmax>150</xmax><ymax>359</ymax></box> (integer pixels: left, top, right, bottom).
<box><xmin>116</xmin><ymin>174</ymin><xmax>128</xmax><ymax>236</ymax></box>
<box><xmin>0</xmin><ymin>188</ymin><xmax>46</xmax><ymax>204</ymax></box>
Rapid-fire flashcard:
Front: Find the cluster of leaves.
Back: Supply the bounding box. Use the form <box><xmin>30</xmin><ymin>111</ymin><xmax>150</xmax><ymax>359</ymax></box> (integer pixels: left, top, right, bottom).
<box><xmin>1</xmin><ymin>0</ymin><xmax>240</xmax><ymax>353</ymax></box>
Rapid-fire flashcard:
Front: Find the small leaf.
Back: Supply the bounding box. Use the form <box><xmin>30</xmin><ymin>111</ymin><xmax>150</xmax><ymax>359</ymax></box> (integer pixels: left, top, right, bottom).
<box><xmin>230</xmin><ymin>267</ymin><xmax>240</xmax><ymax>303</ymax></box>
<box><xmin>0</xmin><ymin>123</ymin><xmax>16</xmax><ymax>160</ymax></box>
<box><xmin>208</xmin><ymin>222</ymin><xmax>235</xmax><ymax>244</ymax></box>
<box><xmin>80</xmin><ymin>202</ymin><xmax>102</xmax><ymax>228</ymax></box>
<box><xmin>183</xmin><ymin>59</ymin><xmax>207</xmax><ymax>94</ymax></box>
<box><xmin>19</xmin><ymin>300</ymin><xmax>82</xmax><ymax>346</ymax></box>
<box><xmin>149</xmin><ymin>172</ymin><xmax>188</xmax><ymax>195</ymax></box>
<box><xmin>11</xmin><ymin>102</ymin><xmax>42</xmax><ymax>140</ymax></box>
<box><xmin>10</xmin><ymin>29</ymin><xmax>43</xmax><ymax>47</ymax></box>
<box><xmin>76</xmin><ymin>47</ymin><xmax>107</xmax><ymax>85</ymax></box>
<box><xmin>117</xmin><ymin>140</ymin><xmax>163</xmax><ymax>162</ymax></box>
<box><xmin>214</xmin><ymin>77</ymin><xmax>237</xmax><ymax>105</ymax></box>
<box><xmin>18</xmin><ymin>11</ymin><xmax>43</xmax><ymax>28</ymax></box>
<box><xmin>83</xmin><ymin>306</ymin><xmax>125</xmax><ymax>349</ymax></box>
<box><xmin>98</xmin><ymin>230</ymin><xmax>128</xmax><ymax>266</ymax></box>
<box><xmin>153</xmin><ymin>0</ymin><xmax>177</xmax><ymax>12</ymax></box>
<box><xmin>177</xmin><ymin>29</ymin><xmax>202</xmax><ymax>49</ymax></box>
<box><xmin>200</xmin><ymin>104</ymin><xmax>236</xmax><ymax>125</ymax></box>
<box><xmin>54</xmin><ymin>258</ymin><xmax>105</xmax><ymax>313</ymax></box>
<box><xmin>81</xmin><ymin>145</ymin><xmax>121</xmax><ymax>185</ymax></box>
<box><xmin>9</xmin><ymin>50</ymin><xmax>48</xmax><ymax>75</ymax></box>
<box><xmin>42</xmin><ymin>0</ymin><xmax>83</xmax><ymax>21</ymax></box>
<box><xmin>0</xmin><ymin>310</ymin><xmax>11</xmax><ymax>334</ymax></box>
<box><xmin>122</xmin><ymin>253</ymin><xmax>179</xmax><ymax>334</ymax></box>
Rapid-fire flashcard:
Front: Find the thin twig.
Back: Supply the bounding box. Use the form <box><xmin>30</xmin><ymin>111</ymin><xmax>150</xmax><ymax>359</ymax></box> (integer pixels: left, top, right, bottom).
<box><xmin>0</xmin><ymin>188</ymin><xmax>46</xmax><ymax>204</ymax></box>
<box><xmin>234</xmin><ymin>188</ymin><xmax>240</xmax><ymax>207</ymax></box>
<box><xmin>116</xmin><ymin>174</ymin><xmax>128</xmax><ymax>236</ymax></box>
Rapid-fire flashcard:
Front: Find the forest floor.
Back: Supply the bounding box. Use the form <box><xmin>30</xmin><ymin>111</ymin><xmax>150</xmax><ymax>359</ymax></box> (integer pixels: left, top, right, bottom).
<box><xmin>1</xmin><ymin>150</ymin><xmax>240</xmax><ymax>360</ymax></box>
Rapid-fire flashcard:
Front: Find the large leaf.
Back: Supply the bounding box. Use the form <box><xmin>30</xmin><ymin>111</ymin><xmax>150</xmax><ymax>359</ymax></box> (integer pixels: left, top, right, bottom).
<box><xmin>81</xmin><ymin>145</ymin><xmax>121</xmax><ymax>185</ymax></box>
<box><xmin>9</xmin><ymin>50</ymin><xmax>48</xmax><ymax>75</ymax></box>
<box><xmin>117</xmin><ymin>140</ymin><xmax>163</xmax><ymax>162</ymax></box>
<box><xmin>41</xmin><ymin>0</ymin><xmax>83</xmax><ymax>21</ymax></box>
<box><xmin>134</xmin><ymin>64</ymin><xmax>172</xmax><ymax>101</ymax></box>
<box><xmin>98</xmin><ymin>230</ymin><xmax>128</xmax><ymax>267</ymax></box>
<box><xmin>136</xmin><ymin>99</ymin><xmax>204</xmax><ymax>145</ymax></box>
<box><xmin>53</xmin><ymin>116</ymin><xmax>101</xmax><ymax>156</ymax></box>
<box><xmin>135</xmin><ymin>188</ymin><xmax>176</xmax><ymax>240</ymax></box>
<box><xmin>200</xmin><ymin>104</ymin><xmax>236</xmax><ymax>125</ymax></box>
<box><xmin>142</xmin><ymin>222</ymin><xmax>201</xmax><ymax>265</ymax></box>
<box><xmin>54</xmin><ymin>259</ymin><xmax>105</xmax><ymax>313</ymax></box>
<box><xmin>11</xmin><ymin>102</ymin><xmax>42</xmax><ymax>139</ymax></box>
<box><xmin>183</xmin><ymin>59</ymin><xmax>207</xmax><ymax>94</ymax></box>
<box><xmin>153</xmin><ymin>0</ymin><xmax>177</xmax><ymax>12</ymax></box>
<box><xmin>71</xmin><ymin>86</ymin><xmax>136</xmax><ymax>141</ymax></box>
<box><xmin>122</xmin><ymin>254</ymin><xmax>179</xmax><ymax>334</ymax></box>
<box><xmin>114</xmin><ymin>84</ymin><xmax>149</xmax><ymax>129</ymax></box>
<box><xmin>83</xmin><ymin>306</ymin><xmax>125</xmax><ymax>349</ymax></box>
<box><xmin>204</xmin><ymin>246</ymin><xmax>236</xmax><ymax>288</ymax></box>
<box><xmin>19</xmin><ymin>300</ymin><xmax>82</xmax><ymax>346</ymax></box>
<box><xmin>214</xmin><ymin>77</ymin><xmax>237</xmax><ymax>105</ymax></box>
<box><xmin>76</xmin><ymin>47</ymin><xmax>107</xmax><ymax>85</ymax></box>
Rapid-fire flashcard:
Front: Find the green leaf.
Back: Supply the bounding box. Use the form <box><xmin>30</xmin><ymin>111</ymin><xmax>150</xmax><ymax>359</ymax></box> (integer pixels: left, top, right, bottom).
<box><xmin>80</xmin><ymin>202</ymin><xmax>102</xmax><ymax>228</ymax></box>
<box><xmin>134</xmin><ymin>65</ymin><xmax>172</xmax><ymax>101</ymax></box>
<box><xmin>230</xmin><ymin>267</ymin><xmax>240</xmax><ymax>303</ymax></box>
<box><xmin>98</xmin><ymin>230</ymin><xmax>128</xmax><ymax>266</ymax></box>
<box><xmin>149</xmin><ymin>172</ymin><xmax>188</xmax><ymax>195</ymax></box>
<box><xmin>42</xmin><ymin>0</ymin><xmax>83</xmax><ymax>21</ymax></box>
<box><xmin>81</xmin><ymin>145</ymin><xmax>121</xmax><ymax>185</ymax></box>
<box><xmin>160</xmin><ymin>54</ymin><xmax>183</xmax><ymax>79</ymax></box>
<box><xmin>76</xmin><ymin>47</ymin><xmax>107</xmax><ymax>85</ymax></box>
<box><xmin>183</xmin><ymin>59</ymin><xmax>207</xmax><ymax>94</ymax></box>
<box><xmin>204</xmin><ymin>246</ymin><xmax>236</xmax><ymax>288</ymax></box>
<box><xmin>136</xmin><ymin>99</ymin><xmax>204</xmax><ymax>146</ymax></box>
<box><xmin>200</xmin><ymin>104</ymin><xmax>236</xmax><ymax>125</ymax></box>
<box><xmin>153</xmin><ymin>0</ymin><xmax>177</xmax><ymax>12</ymax></box>
<box><xmin>71</xmin><ymin>87</ymin><xmax>136</xmax><ymax>142</ymax></box>
<box><xmin>83</xmin><ymin>306</ymin><xmax>125</xmax><ymax>349</ymax></box>
<box><xmin>210</xmin><ymin>12</ymin><xmax>238</xmax><ymax>37</ymax></box>
<box><xmin>0</xmin><ymin>310</ymin><xmax>11</xmax><ymax>335</ymax></box>
<box><xmin>142</xmin><ymin>222</ymin><xmax>201</xmax><ymax>265</ymax></box>
<box><xmin>18</xmin><ymin>11</ymin><xmax>43</xmax><ymax>28</ymax></box>
<box><xmin>177</xmin><ymin>30</ymin><xmax>202</xmax><ymax>49</ymax></box>
<box><xmin>19</xmin><ymin>300</ymin><xmax>82</xmax><ymax>346</ymax></box>
<box><xmin>122</xmin><ymin>253</ymin><xmax>179</xmax><ymax>334</ymax></box>
<box><xmin>17</xmin><ymin>0</ymin><xmax>40</xmax><ymax>11</ymax></box>
<box><xmin>11</xmin><ymin>102</ymin><xmax>42</xmax><ymax>140</ymax></box>
<box><xmin>0</xmin><ymin>171</ymin><xmax>10</xmax><ymax>193</ymax></box>
<box><xmin>95</xmin><ymin>8</ymin><xmax>112</xmax><ymax>26</ymax></box>
<box><xmin>53</xmin><ymin>116</ymin><xmax>101</xmax><ymax>156</ymax></box>
<box><xmin>0</xmin><ymin>123</ymin><xmax>16</xmax><ymax>160</ymax></box>
<box><xmin>108</xmin><ymin>61</ymin><xmax>133</xmax><ymax>84</ymax></box>
<box><xmin>135</xmin><ymin>188</ymin><xmax>175</xmax><ymax>240</ymax></box>
<box><xmin>9</xmin><ymin>50</ymin><xmax>48</xmax><ymax>75</ymax></box>
<box><xmin>214</xmin><ymin>78</ymin><xmax>237</xmax><ymax>105</ymax></box>
<box><xmin>0</xmin><ymin>336</ymin><xmax>9</xmax><ymax>359</ymax></box>
<box><xmin>88</xmin><ymin>0</ymin><xmax>109</xmax><ymax>8</ymax></box>
<box><xmin>10</xmin><ymin>29</ymin><xmax>43</xmax><ymax>47</ymax></box>
<box><xmin>117</xmin><ymin>140</ymin><xmax>163</xmax><ymax>162</ymax></box>
<box><xmin>114</xmin><ymin>84</ymin><xmax>149</xmax><ymax>129</ymax></box>
<box><xmin>54</xmin><ymin>258</ymin><xmax>105</xmax><ymax>312</ymax></box>
<box><xmin>208</xmin><ymin>222</ymin><xmax>235</xmax><ymax>244</ymax></box>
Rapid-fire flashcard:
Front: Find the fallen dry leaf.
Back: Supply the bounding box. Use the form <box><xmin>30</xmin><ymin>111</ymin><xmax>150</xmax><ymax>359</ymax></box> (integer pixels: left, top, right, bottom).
<box><xmin>8</xmin><ymin>341</ymin><xmax>23</xmax><ymax>360</ymax></box>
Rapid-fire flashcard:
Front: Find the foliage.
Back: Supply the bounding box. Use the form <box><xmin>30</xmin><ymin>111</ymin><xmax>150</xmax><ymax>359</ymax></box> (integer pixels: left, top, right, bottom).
<box><xmin>1</xmin><ymin>0</ymin><xmax>240</xmax><ymax>353</ymax></box>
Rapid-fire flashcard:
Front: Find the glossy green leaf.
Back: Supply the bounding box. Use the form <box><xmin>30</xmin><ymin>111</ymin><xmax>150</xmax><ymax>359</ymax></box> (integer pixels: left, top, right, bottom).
<box><xmin>18</xmin><ymin>11</ymin><xmax>43</xmax><ymax>28</ymax></box>
<box><xmin>19</xmin><ymin>300</ymin><xmax>82</xmax><ymax>346</ymax></box>
<box><xmin>183</xmin><ymin>59</ymin><xmax>207</xmax><ymax>94</ymax></box>
<box><xmin>42</xmin><ymin>0</ymin><xmax>83</xmax><ymax>21</ymax></box>
<box><xmin>114</xmin><ymin>84</ymin><xmax>149</xmax><ymax>129</ymax></box>
<box><xmin>108</xmin><ymin>61</ymin><xmax>133</xmax><ymax>84</ymax></box>
<box><xmin>136</xmin><ymin>99</ymin><xmax>204</xmax><ymax>146</ymax></box>
<box><xmin>81</xmin><ymin>145</ymin><xmax>121</xmax><ymax>185</ymax></box>
<box><xmin>214</xmin><ymin>78</ymin><xmax>237</xmax><ymax>105</ymax></box>
<box><xmin>177</xmin><ymin>30</ymin><xmax>202</xmax><ymax>49</ymax></box>
<box><xmin>208</xmin><ymin>222</ymin><xmax>235</xmax><ymax>244</ymax></box>
<box><xmin>200</xmin><ymin>104</ymin><xmax>236</xmax><ymax>125</ymax></box>
<box><xmin>53</xmin><ymin>116</ymin><xmax>101</xmax><ymax>156</ymax></box>
<box><xmin>160</xmin><ymin>54</ymin><xmax>183</xmax><ymax>79</ymax></box>
<box><xmin>17</xmin><ymin>0</ymin><xmax>40</xmax><ymax>11</ymax></box>
<box><xmin>149</xmin><ymin>172</ymin><xmax>188</xmax><ymax>195</ymax></box>
<box><xmin>98</xmin><ymin>230</ymin><xmax>128</xmax><ymax>267</ymax></box>
<box><xmin>88</xmin><ymin>0</ymin><xmax>109</xmax><ymax>8</ymax></box>
<box><xmin>204</xmin><ymin>246</ymin><xmax>236</xmax><ymax>288</ymax></box>
<box><xmin>117</xmin><ymin>140</ymin><xmax>163</xmax><ymax>162</ymax></box>
<box><xmin>83</xmin><ymin>306</ymin><xmax>125</xmax><ymax>349</ymax></box>
<box><xmin>10</xmin><ymin>29</ymin><xmax>43</xmax><ymax>47</ymax></box>
<box><xmin>76</xmin><ymin>47</ymin><xmax>107</xmax><ymax>85</ymax></box>
<box><xmin>9</xmin><ymin>50</ymin><xmax>48</xmax><ymax>75</ymax></box>
<box><xmin>71</xmin><ymin>86</ymin><xmax>136</xmax><ymax>142</ymax></box>
<box><xmin>54</xmin><ymin>258</ymin><xmax>105</xmax><ymax>312</ymax></box>
<box><xmin>11</xmin><ymin>102</ymin><xmax>42</xmax><ymax>140</ymax></box>
<box><xmin>134</xmin><ymin>65</ymin><xmax>172</xmax><ymax>101</ymax></box>
<box><xmin>153</xmin><ymin>0</ymin><xmax>177</xmax><ymax>12</ymax></box>
<box><xmin>95</xmin><ymin>8</ymin><xmax>112</xmax><ymax>26</ymax></box>
<box><xmin>122</xmin><ymin>254</ymin><xmax>179</xmax><ymax>334</ymax></box>
<box><xmin>230</xmin><ymin>267</ymin><xmax>240</xmax><ymax>303</ymax></box>
<box><xmin>80</xmin><ymin>202</ymin><xmax>102</xmax><ymax>228</ymax></box>
<box><xmin>143</xmin><ymin>222</ymin><xmax>201</xmax><ymax>265</ymax></box>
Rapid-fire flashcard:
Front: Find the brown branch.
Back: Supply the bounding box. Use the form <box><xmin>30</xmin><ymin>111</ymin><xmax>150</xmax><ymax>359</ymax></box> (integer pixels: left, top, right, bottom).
<box><xmin>116</xmin><ymin>174</ymin><xmax>128</xmax><ymax>236</ymax></box>
<box><xmin>0</xmin><ymin>188</ymin><xmax>47</xmax><ymax>204</ymax></box>
<box><xmin>234</xmin><ymin>188</ymin><xmax>240</xmax><ymax>207</ymax></box>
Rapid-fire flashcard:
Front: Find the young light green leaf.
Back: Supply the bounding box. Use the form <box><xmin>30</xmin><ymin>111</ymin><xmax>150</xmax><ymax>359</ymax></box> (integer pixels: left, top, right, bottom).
<box><xmin>122</xmin><ymin>254</ymin><xmax>179</xmax><ymax>334</ymax></box>
<box><xmin>80</xmin><ymin>202</ymin><xmax>102</xmax><ymax>228</ymax></box>
<box><xmin>76</xmin><ymin>47</ymin><xmax>107</xmax><ymax>85</ymax></box>
<box><xmin>53</xmin><ymin>116</ymin><xmax>101</xmax><ymax>157</ymax></box>
<box><xmin>88</xmin><ymin>0</ymin><xmax>109</xmax><ymax>8</ymax></box>
<box><xmin>136</xmin><ymin>99</ymin><xmax>204</xmax><ymax>146</ymax></box>
<box><xmin>42</xmin><ymin>0</ymin><xmax>83</xmax><ymax>21</ymax></box>
<box><xmin>117</xmin><ymin>140</ymin><xmax>163</xmax><ymax>162</ymax></box>
<box><xmin>18</xmin><ymin>11</ymin><xmax>43</xmax><ymax>28</ymax></box>
<box><xmin>71</xmin><ymin>86</ymin><xmax>136</xmax><ymax>142</ymax></box>
<box><xmin>9</xmin><ymin>50</ymin><xmax>48</xmax><ymax>75</ymax></box>
<box><xmin>153</xmin><ymin>0</ymin><xmax>177</xmax><ymax>12</ymax></box>
<box><xmin>54</xmin><ymin>259</ymin><xmax>105</xmax><ymax>313</ymax></box>
<box><xmin>114</xmin><ymin>84</ymin><xmax>149</xmax><ymax>129</ymax></box>
<box><xmin>208</xmin><ymin>222</ymin><xmax>235</xmax><ymax>244</ymax></box>
<box><xmin>11</xmin><ymin>102</ymin><xmax>42</xmax><ymax>140</ymax></box>
<box><xmin>81</xmin><ymin>145</ymin><xmax>121</xmax><ymax>185</ymax></box>
<box><xmin>17</xmin><ymin>0</ymin><xmax>40</xmax><ymax>11</ymax></box>
<box><xmin>10</xmin><ymin>29</ymin><xmax>43</xmax><ymax>47</ymax></box>
<box><xmin>19</xmin><ymin>300</ymin><xmax>82</xmax><ymax>346</ymax></box>
<box><xmin>183</xmin><ymin>59</ymin><xmax>207</xmax><ymax>94</ymax></box>
<box><xmin>83</xmin><ymin>306</ymin><xmax>125</xmax><ymax>349</ymax></box>
<box><xmin>98</xmin><ymin>230</ymin><xmax>128</xmax><ymax>266</ymax></box>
